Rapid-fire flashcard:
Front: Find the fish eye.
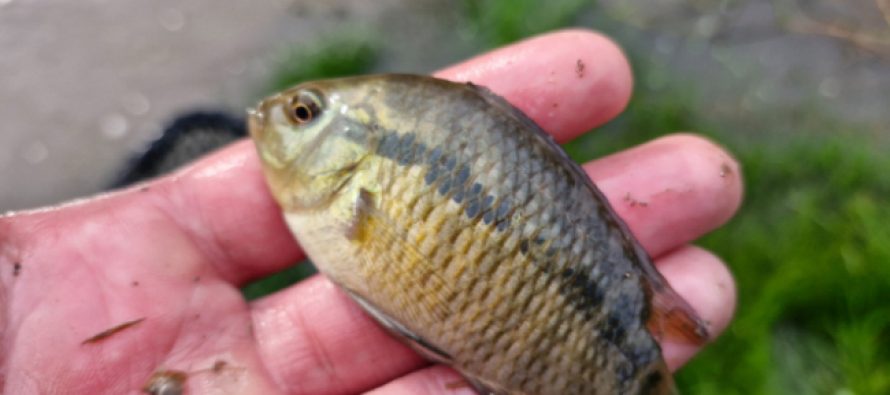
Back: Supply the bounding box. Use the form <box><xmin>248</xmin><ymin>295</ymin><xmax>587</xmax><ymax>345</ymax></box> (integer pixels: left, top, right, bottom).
<box><xmin>286</xmin><ymin>90</ymin><xmax>324</xmax><ymax>125</ymax></box>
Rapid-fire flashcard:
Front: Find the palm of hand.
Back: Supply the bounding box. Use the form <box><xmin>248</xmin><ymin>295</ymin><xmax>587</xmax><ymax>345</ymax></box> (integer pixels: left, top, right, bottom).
<box><xmin>2</xmin><ymin>184</ymin><xmax>279</xmax><ymax>393</ymax></box>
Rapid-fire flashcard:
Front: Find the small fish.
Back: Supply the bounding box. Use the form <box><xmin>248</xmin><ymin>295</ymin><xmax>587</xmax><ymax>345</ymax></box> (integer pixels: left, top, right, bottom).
<box><xmin>249</xmin><ymin>74</ymin><xmax>708</xmax><ymax>394</ymax></box>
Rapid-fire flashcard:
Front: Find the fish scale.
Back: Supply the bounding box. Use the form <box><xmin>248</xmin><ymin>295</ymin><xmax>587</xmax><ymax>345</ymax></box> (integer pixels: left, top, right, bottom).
<box><xmin>373</xmin><ymin>109</ymin><xmax>622</xmax><ymax>393</ymax></box>
<box><xmin>250</xmin><ymin>74</ymin><xmax>708</xmax><ymax>394</ymax></box>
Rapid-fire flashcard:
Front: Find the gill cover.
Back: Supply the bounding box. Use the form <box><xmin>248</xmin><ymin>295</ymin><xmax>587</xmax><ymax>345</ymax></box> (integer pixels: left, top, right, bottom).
<box><xmin>250</xmin><ymin>84</ymin><xmax>375</xmax><ymax>210</ymax></box>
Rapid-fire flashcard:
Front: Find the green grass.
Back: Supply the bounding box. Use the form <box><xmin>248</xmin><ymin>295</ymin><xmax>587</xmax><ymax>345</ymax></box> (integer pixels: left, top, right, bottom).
<box><xmin>245</xmin><ymin>6</ymin><xmax>890</xmax><ymax>394</ymax></box>
<box><xmin>679</xmin><ymin>135</ymin><xmax>890</xmax><ymax>395</ymax></box>
<box><xmin>263</xmin><ymin>33</ymin><xmax>378</xmax><ymax>95</ymax></box>
<box><xmin>461</xmin><ymin>0</ymin><xmax>593</xmax><ymax>46</ymax></box>
<box><xmin>241</xmin><ymin>264</ymin><xmax>317</xmax><ymax>300</ymax></box>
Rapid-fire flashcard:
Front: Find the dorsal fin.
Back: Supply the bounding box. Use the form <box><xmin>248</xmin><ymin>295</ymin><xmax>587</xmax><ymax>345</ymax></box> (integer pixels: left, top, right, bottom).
<box><xmin>462</xmin><ymin>81</ymin><xmax>573</xmax><ymax>165</ymax></box>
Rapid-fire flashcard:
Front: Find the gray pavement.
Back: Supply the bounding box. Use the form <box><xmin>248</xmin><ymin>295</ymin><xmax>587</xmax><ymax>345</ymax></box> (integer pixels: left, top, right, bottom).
<box><xmin>0</xmin><ymin>0</ymin><xmax>459</xmax><ymax>211</ymax></box>
<box><xmin>2</xmin><ymin>0</ymin><xmax>888</xmax><ymax>211</ymax></box>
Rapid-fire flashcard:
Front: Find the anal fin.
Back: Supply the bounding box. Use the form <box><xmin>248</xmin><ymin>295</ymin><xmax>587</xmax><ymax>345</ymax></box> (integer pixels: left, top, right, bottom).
<box><xmin>463</xmin><ymin>375</ymin><xmax>511</xmax><ymax>395</ymax></box>
<box><xmin>343</xmin><ymin>289</ymin><xmax>453</xmax><ymax>364</ymax></box>
<box><xmin>346</xmin><ymin>288</ymin><xmax>509</xmax><ymax>395</ymax></box>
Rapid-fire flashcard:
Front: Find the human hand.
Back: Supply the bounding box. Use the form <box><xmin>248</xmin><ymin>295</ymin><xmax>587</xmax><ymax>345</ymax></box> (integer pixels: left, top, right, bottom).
<box><xmin>0</xmin><ymin>30</ymin><xmax>740</xmax><ymax>394</ymax></box>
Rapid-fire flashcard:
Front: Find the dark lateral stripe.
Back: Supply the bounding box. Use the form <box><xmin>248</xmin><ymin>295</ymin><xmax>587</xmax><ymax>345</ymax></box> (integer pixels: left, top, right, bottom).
<box><xmin>373</xmin><ymin>130</ymin><xmax>512</xmax><ymax>233</ymax></box>
<box><xmin>371</xmin><ymin>128</ymin><xmax>661</xmax><ymax>382</ymax></box>
<box><xmin>373</xmin><ymin>128</ymin><xmax>663</xmax><ymax>385</ymax></box>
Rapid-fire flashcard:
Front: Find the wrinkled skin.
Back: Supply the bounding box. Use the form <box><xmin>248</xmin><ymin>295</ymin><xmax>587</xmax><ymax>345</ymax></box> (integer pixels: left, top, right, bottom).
<box><xmin>0</xmin><ymin>30</ymin><xmax>740</xmax><ymax>394</ymax></box>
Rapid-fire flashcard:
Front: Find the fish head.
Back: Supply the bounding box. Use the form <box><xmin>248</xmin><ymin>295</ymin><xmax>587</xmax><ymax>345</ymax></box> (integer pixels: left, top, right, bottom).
<box><xmin>249</xmin><ymin>78</ymin><xmax>381</xmax><ymax>211</ymax></box>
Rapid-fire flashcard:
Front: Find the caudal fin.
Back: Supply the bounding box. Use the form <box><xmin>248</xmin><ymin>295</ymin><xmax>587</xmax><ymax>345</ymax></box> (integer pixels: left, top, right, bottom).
<box><xmin>645</xmin><ymin>282</ymin><xmax>710</xmax><ymax>345</ymax></box>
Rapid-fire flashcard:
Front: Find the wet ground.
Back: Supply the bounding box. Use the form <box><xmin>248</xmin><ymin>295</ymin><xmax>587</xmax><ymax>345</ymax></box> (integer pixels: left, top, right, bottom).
<box><xmin>2</xmin><ymin>0</ymin><xmax>887</xmax><ymax>211</ymax></box>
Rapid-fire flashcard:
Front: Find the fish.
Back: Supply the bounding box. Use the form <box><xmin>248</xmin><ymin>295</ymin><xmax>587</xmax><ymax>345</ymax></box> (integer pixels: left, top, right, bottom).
<box><xmin>249</xmin><ymin>74</ymin><xmax>709</xmax><ymax>394</ymax></box>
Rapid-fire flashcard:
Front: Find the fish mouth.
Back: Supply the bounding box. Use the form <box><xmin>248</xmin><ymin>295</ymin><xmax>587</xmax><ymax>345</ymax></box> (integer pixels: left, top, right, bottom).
<box><xmin>247</xmin><ymin>101</ymin><xmax>287</xmax><ymax>170</ymax></box>
<box><xmin>249</xmin><ymin>93</ymin><xmax>291</xmax><ymax>139</ymax></box>
<box><xmin>247</xmin><ymin>106</ymin><xmax>265</xmax><ymax>139</ymax></box>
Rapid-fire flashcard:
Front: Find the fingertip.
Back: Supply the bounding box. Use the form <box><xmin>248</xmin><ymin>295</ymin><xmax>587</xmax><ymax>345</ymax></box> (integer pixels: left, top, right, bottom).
<box><xmin>586</xmin><ymin>133</ymin><xmax>744</xmax><ymax>257</ymax></box>
<box><xmin>660</xmin><ymin>133</ymin><xmax>744</xmax><ymax>224</ymax></box>
<box><xmin>656</xmin><ymin>246</ymin><xmax>737</xmax><ymax>371</ymax></box>
<box><xmin>435</xmin><ymin>29</ymin><xmax>633</xmax><ymax>141</ymax></box>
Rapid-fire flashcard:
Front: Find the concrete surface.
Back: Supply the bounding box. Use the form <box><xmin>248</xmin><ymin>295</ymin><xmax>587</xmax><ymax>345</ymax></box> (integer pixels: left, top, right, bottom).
<box><xmin>2</xmin><ymin>0</ymin><xmax>888</xmax><ymax>211</ymax></box>
<box><xmin>0</xmin><ymin>0</ymin><xmax>460</xmax><ymax>211</ymax></box>
<box><xmin>596</xmin><ymin>0</ymin><xmax>890</xmax><ymax>127</ymax></box>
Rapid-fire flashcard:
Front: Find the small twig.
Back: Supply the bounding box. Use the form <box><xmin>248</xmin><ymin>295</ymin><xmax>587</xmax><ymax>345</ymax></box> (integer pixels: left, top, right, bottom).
<box><xmin>876</xmin><ymin>0</ymin><xmax>890</xmax><ymax>28</ymax></box>
<box><xmin>787</xmin><ymin>14</ymin><xmax>890</xmax><ymax>59</ymax></box>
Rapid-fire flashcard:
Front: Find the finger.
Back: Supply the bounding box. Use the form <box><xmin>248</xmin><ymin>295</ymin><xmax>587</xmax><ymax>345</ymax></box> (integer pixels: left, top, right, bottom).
<box><xmin>141</xmin><ymin>28</ymin><xmax>634</xmax><ymax>284</ymax></box>
<box><xmin>585</xmin><ymin>133</ymin><xmax>743</xmax><ymax>257</ymax></box>
<box><xmin>150</xmin><ymin>140</ymin><xmax>306</xmax><ymax>283</ymax></box>
<box><xmin>250</xmin><ymin>276</ymin><xmax>426</xmax><ymax>395</ymax></box>
<box><xmin>656</xmin><ymin>246</ymin><xmax>736</xmax><ymax>371</ymax></box>
<box><xmin>1</xmin><ymin>140</ymin><xmax>307</xmax><ymax>287</ymax></box>
<box><xmin>436</xmin><ymin>29</ymin><xmax>633</xmax><ymax>143</ymax></box>
<box><xmin>364</xmin><ymin>365</ymin><xmax>474</xmax><ymax>395</ymax></box>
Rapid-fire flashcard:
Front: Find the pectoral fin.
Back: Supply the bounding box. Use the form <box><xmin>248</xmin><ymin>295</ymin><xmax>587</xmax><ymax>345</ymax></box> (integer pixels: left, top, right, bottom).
<box><xmin>345</xmin><ymin>188</ymin><xmax>376</xmax><ymax>242</ymax></box>
<box><xmin>344</xmin><ymin>187</ymin><xmax>453</xmax><ymax>323</ymax></box>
